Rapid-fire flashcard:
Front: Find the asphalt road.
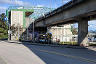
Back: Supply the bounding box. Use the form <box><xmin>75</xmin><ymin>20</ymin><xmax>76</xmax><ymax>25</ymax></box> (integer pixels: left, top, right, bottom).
<box><xmin>0</xmin><ymin>41</ymin><xmax>96</xmax><ymax>64</ymax></box>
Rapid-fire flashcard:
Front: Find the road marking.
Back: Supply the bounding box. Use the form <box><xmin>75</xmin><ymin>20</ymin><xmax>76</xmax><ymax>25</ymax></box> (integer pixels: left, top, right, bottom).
<box><xmin>39</xmin><ymin>49</ymin><xmax>96</xmax><ymax>64</ymax></box>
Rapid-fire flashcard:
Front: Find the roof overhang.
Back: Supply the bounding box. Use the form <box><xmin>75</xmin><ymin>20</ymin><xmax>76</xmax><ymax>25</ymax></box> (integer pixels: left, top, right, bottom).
<box><xmin>25</xmin><ymin>12</ymin><xmax>33</xmax><ymax>17</ymax></box>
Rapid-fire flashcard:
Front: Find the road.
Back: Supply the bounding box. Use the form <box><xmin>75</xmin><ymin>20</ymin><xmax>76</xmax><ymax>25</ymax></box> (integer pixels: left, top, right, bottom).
<box><xmin>0</xmin><ymin>41</ymin><xmax>96</xmax><ymax>64</ymax></box>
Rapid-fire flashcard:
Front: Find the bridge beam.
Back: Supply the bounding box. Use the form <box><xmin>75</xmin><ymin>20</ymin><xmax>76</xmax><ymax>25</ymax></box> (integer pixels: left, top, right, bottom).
<box><xmin>78</xmin><ymin>19</ymin><xmax>89</xmax><ymax>46</ymax></box>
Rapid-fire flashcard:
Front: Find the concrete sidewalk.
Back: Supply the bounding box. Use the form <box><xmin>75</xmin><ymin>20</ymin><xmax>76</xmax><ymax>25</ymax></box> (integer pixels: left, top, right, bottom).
<box><xmin>87</xmin><ymin>46</ymin><xmax>96</xmax><ymax>51</ymax></box>
<box><xmin>0</xmin><ymin>42</ymin><xmax>46</xmax><ymax>64</ymax></box>
<box><xmin>0</xmin><ymin>57</ymin><xmax>6</xmax><ymax>64</ymax></box>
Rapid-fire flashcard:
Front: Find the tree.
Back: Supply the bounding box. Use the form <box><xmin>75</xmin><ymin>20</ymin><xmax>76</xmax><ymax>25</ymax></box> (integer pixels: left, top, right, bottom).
<box><xmin>71</xmin><ymin>26</ymin><xmax>78</xmax><ymax>35</ymax></box>
<box><xmin>0</xmin><ymin>13</ymin><xmax>6</xmax><ymax>21</ymax></box>
<box><xmin>0</xmin><ymin>13</ymin><xmax>8</xmax><ymax>39</ymax></box>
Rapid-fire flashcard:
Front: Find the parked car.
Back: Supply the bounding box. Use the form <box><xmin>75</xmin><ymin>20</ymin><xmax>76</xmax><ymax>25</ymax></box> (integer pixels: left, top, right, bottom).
<box><xmin>38</xmin><ymin>33</ymin><xmax>52</xmax><ymax>44</ymax></box>
<box><xmin>38</xmin><ymin>34</ymin><xmax>47</xmax><ymax>44</ymax></box>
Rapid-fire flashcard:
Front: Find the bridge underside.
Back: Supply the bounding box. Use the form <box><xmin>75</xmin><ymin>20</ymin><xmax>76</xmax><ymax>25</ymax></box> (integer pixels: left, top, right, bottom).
<box><xmin>35</xmin><ymin>27</ymin><xmax>47</xmax><ymax>34</ymax></box>
<box><xmin>35</xmin><ymin>0</ymin><xmax>96</xmax><ymax>27</ymax></box>
<box><xmin>34</xmin><ymin>0</ymin><xmax>96</xmax><ymax>46</ymax></box>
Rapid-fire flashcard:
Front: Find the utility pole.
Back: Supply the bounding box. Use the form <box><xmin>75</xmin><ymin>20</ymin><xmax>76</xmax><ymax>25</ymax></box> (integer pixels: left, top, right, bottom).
<box><xmin>27</xmin><ymin>27</ymin><xmax>28</xmax><ymax>40</ymax></box>
<box><xmin>62</xmin><ymin>0</ymin><xmax>64</xmax><ymax>4</ymax></box>
<box><xmin>27</xmin><ymin>18</ymin><xmax>29</xmax><ymax>40</ymax></box>
<box><xmin>33</xmin><ymin>19</ymin><xmax>35</xmax><ymax>43</ymax></box>
<box><xmin>8</xmin><ymin>24</ymin><xmax>11</xmax><ymax>41</ymax></box>
<box><xmin>18</xmin><ymin>23</ymin><xmax>20</xmax><ymax>40</ymax></box>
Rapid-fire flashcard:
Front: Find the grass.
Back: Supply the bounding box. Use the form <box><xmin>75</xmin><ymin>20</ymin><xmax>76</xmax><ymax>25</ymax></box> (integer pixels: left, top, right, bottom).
<box><xmin>59</xmin><ymin>41</ymin><xmax>78</xmax><ymax>45</ymax></box>
<box><xmin>89</xmin><ymin>43</ymin><xmax>96</xmax><ymax>46</ymax></box>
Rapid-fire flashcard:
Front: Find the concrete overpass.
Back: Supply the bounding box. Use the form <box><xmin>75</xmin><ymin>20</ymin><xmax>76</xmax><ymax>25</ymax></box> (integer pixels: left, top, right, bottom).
<box><xmin>34</xmin><ymin>0</ymin><xmax>96</xmax><ymax>46</ymax></box>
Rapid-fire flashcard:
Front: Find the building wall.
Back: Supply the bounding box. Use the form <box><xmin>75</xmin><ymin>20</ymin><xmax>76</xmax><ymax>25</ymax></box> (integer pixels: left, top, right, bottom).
<box><xmin>25</xmin><ymin>17</ymin><xmax>34</xmax><ymax>28</ymax></box>
<box><xmin>11</xmin><ymin>11</ymin><xmax>23</xmax><ymax>27</ymax></box>
<box><xmin>47</xmin><ymin>24</ymin><xmax>72</xmax><ymax>42</ymax></box>
<box><xmin>8</xmin><ymin>9</ymin><xmax>34</xmax><ymax>41</ymax></box>
<box><xmin>10</xmin><ymin>10</ymin><xmax>24</xmax><ymax>40</ymax></box>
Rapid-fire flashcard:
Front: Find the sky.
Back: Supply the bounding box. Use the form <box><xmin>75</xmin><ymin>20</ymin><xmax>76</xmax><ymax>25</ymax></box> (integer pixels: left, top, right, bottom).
<box><xmin>0</xmin><ymin>0</ymin><xmax>96</xmax><ymax>31</ymax></box>
<box><xmin>88</xmin><ymin>20</ymin><xmax>96</xmax><ymax>31</ymax></box>
<box><xmin>0</xmin><ymin>0</ymin><xmax>71</xmax><ymax>13</ymax></box>
<box><xmin>73</xmin><ymin>20</ymin><xmax>96</xmax><ymax>31</ymax></box>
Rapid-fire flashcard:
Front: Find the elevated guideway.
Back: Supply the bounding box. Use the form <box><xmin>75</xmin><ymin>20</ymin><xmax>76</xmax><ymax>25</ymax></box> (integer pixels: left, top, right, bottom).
<box><xmin>34</xmin><ymin>0</ymin><xmax>96</xmax><ymax>46</ymax></box>
<box><xmin>35</xmin><ymin>0</ymin><xmax>96</xmax><ymax>27</ymax></box>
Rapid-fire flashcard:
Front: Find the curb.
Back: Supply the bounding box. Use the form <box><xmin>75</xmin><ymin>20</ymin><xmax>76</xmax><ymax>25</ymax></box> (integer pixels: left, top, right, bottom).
<box><xmin>24</xmin><ymin>42</ymin><xmax>86</xmax><ymax>49</ymax></box>
<box><xmin>7</xmin><ymin>41</ymin><xmax>87</xmax><ymax>49</ymax></box>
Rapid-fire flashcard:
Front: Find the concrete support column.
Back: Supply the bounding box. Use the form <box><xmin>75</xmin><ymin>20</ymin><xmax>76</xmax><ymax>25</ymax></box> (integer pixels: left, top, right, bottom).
<box><xmin>78</xmin><ymin>19</ymin><xmax>89</xmax><ymax>46</ymax></box>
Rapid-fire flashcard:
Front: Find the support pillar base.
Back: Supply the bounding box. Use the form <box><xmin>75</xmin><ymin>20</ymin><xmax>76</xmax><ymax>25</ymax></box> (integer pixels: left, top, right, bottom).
<box><xmin>78</xmin><ymin>19</ymin><xmax>89</xmax><ymax>47</ymax></box>
<box><xmin>80</xmin><ymin>43</ymin><xmax>89</xmax><ymax>47</ymax></box>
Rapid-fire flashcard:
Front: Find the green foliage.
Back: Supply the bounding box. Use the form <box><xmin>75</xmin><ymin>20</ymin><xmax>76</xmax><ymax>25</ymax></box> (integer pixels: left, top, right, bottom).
<box><xmin>0</xmin><ymin>13</ymin><xmax>5</xmax><ymax>21</ymax></box>
<box><xmin>71</xmin><ymin>26</ymin><xmax>78</xmax><ymax>35</ymax></box>
<box><xmin>60</xmin><ymin>42</ymin><xmax>78</xmax><ymax>45</ymax></box>
<box><xmin>0</xmin><ymin>21</ymin><xmax>8</xmax><ymax>39</ymax></box>
<box><xmin>0</xmin><ymin>34</ymin><xmax>8</xmax><ymax>39</ymax></box>
<box><xmin>89</xmin><ymin>43</ymin><xmax>96</xmax><ymax>46</ymax></box>
<box><xmin>0</xmin><ymin>13</ymin><xmax>8</xmax><ymax>39</ymax></box>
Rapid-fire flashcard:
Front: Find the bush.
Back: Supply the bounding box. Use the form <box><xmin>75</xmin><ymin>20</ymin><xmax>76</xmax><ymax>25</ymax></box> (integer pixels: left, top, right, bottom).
<box><xmin>60</xmin><ymin>42</ymin><xmax>77</xmax><ymax>45</ymax></box>
<box><xmin>89</xmin><ymin>43</ymin><xmax>96</xmax><ymax>46</ymax></box>
<box><xmin>0</xmin><ymin>21</ymin><xmax>8</xmax><ymax>39</ymax></box>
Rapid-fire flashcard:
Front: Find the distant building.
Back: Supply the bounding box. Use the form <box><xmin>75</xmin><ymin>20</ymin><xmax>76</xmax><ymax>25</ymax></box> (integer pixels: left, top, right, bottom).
<box><xmin>88</xmin><ymin>32</ymin><xmax>96</xmax><ymax>42</ymax></box>
<box><xmin>6</xmin><ymin>6</ymin><xmax>74</xmax><ymax>42</ymax></box>
<box><xmin>47</xmin><ymin>24</ymin><xmax>73</xmax><ymax>43</ymax></box>
<box><xmin>6</xmin><ymin>6</ymin><xmax>54</xmax><ymax>41</ymax></box>
<box><xmin>6</xmin><ymin>7</ymin><xmax>34</xmax><ymax>40</ymax></box>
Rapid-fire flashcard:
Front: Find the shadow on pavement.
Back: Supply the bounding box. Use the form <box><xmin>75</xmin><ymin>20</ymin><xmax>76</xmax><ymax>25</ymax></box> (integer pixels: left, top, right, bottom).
<box><xmin>21</xmin><ymin>42</ymin><xmax>96</xmax><ymax>64</ymax></box>
<box><xmin>5</xmin><ymin>41</ymin><xmax>96</xmax><ymax>64</ymax></box>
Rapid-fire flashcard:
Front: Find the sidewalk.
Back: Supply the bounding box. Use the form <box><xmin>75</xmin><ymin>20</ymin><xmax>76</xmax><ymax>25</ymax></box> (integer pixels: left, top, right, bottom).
<box><xmin>0</xmin><ymin>57</ymin><xmax>6</xmax><ymax>64</ymax></box>
<box><xmin>86</xmin><ymin>46</ymin><xmax>96</xmax><ymax>51</ymax></box>
<box><xmin>0</xmin><ymin>42</ymin><xmax>46</xmax><ymax>64</ymax></box>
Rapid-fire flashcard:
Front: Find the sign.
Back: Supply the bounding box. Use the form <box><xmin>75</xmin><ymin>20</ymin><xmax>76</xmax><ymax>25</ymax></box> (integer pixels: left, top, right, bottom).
<box><xmin>8</xmin><ymin>30</ymin><xmax>12</xmax><ymax>34</ymax></box>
